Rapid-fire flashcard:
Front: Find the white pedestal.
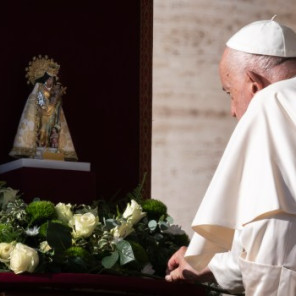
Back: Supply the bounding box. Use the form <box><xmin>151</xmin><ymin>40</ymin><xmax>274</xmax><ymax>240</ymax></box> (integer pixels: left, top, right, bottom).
<box><xmin>0</xmin><ymin>158</ymin><xmax>91</xmax><ymax>174</ymax></box>
<box><xmin>0</xmin><ymin>159</ymin><xmax>96</xmax><ymax>204</ymax></box>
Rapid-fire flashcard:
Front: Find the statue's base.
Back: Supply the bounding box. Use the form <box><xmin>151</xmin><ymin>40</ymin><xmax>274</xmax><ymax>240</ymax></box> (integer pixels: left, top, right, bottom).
<box><xmin>36</xmin><ymin>147</ymin><xmax>64</xmax><ymax>161</ymax></box>
<box><xmin>0</xmin><ymin>159</ymin><xmax>96</xmax><ymax>204</ymax></box>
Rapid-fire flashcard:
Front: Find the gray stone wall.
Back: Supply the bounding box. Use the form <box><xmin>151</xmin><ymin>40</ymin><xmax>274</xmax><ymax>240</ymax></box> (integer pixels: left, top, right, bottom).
<box><xmin>152</xmin><ymin>0</ymin><xmax>296</xmax><ymax>236</ymax></box>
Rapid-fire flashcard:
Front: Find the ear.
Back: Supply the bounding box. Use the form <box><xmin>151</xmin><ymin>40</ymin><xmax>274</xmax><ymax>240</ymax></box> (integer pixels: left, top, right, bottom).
<box><xmin>246</xmin><ymin>71</ymin><xmax>270</xmax><ymax>95</ymax></box>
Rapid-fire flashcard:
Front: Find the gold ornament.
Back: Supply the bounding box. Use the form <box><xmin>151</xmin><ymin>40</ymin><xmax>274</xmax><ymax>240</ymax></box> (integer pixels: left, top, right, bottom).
<box><xmin>25</xmin><ymin>55</ymin><xmax>60</xmax><ymax>85</ymax></box>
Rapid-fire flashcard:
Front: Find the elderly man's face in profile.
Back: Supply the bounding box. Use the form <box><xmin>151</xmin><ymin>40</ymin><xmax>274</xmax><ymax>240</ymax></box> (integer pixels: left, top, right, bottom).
<box><xmin>219</xmin><ymin>48</ymin><xmax>254</xmax><ymax>120</ymax></box>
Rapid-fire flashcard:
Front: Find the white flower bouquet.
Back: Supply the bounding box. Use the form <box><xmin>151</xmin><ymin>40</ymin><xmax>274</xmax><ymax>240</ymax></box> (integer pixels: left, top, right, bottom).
<box><xmin>0</xmin><ymin>180</ymin><xmax>189</xmax><ymax>277</ymax></box>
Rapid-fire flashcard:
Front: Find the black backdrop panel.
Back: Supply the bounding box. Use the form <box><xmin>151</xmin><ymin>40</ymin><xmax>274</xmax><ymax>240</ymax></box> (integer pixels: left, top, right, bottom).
<box><xmin>0</xmin><ymin>0</ymin><xmax>142</xmax><ymax>199</ymax></box>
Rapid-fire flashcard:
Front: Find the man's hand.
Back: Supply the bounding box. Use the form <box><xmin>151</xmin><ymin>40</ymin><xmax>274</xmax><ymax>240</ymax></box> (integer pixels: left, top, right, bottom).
<box><xmin>165</xmin><ymin>246</ymin><xmax>214</xmax><ymax>283</ymax></box>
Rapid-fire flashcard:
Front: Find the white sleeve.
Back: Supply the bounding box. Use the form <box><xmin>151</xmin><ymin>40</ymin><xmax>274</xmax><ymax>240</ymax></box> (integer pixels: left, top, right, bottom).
<box><xmin>208</xmin><ymin>229</ymin><xmax>244</xmax><ymax>294</ymax></box>
<box><xmin>238</xmin><ymin>213</ymin><xmax>296</xmax><ymax>295</ymax></box>
<box><xmin>209</xmin><ymin>213</ymin><xmax>296</xmax><ymax>295</ymax></box>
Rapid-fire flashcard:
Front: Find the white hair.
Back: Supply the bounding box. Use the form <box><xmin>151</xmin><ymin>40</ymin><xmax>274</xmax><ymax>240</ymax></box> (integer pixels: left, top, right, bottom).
<box><xmin>229</xmin><ymin>49</ymin><xmax>296</xmax><ymax>80</ymax></box>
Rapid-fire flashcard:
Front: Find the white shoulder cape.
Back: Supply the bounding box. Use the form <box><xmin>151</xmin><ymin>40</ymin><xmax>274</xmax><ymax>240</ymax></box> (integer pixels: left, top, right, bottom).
<box><xmin>185</xmin><ymin>77</ymin><xmax>296</xmax><ymax>270</ymax></box>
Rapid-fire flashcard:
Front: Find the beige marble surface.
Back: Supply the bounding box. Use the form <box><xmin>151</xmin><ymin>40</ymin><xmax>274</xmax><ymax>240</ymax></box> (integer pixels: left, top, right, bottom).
<box><xmin>152</xmin><ymin>0</ymin><xmax>296</xmax><ymax>237</ymax></box>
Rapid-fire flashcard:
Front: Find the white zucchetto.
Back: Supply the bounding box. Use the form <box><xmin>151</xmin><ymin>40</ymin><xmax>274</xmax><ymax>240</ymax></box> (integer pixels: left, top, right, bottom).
<box><xmin>226</xmin><ymin>17</ymin><xmax>296</xmax><ymax>57</ymax></box>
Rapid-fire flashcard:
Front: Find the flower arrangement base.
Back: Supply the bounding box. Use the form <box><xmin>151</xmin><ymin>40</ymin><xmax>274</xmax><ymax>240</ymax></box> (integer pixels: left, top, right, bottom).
<box><xmin>0</xmin><ymin>159</ymin><xmax>96</xmax><ymax>204</ymax></box>
<box><xmin>0</xmin><ymin>272</ymin><xmax>208</xmax><ymax>296</ymax></box>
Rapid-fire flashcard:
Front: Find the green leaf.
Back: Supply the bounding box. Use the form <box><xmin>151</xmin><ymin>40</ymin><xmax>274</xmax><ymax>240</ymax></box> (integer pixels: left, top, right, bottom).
<box><xmin>102</xmin><ymin>251</ymin><xmax>119</xmax><ymax>268</ymax></box>
<box><xmin>64</xmin><ymin>257</ymin><xmax>89</xmax><ymax>273</ymax></box>
<box><xmin>104</xmin><ymin>218</ymin><xmax>119</xmax><ymax>230</ymax></box>
<box><xmin>148</xmin><ymin>220</ymin><xmax>157</xmax><ymax>231</ymax></box>
<box><xmin>97</xmin><ymin>238</ymin><xmax>109</xmax><ymax>249</ymax></box>
<box><xmin>166</xmin><ymin>216</ymin><xmax>174</xmax><ymax>224</ymax></box>
<box><xmin>159</xmin><ymin>221</ymin><xmax>169</xmax><ymax>231</ymax></box>
<box><xmin>154</xmin><ymin>233</ymin><xmax>164</xmax><ymax>241</ymax></box>
<box><xmin>116</xmin><ymin>240</ymin><xmax>135</xmax><ymax>266</ymax></box>
<box><xmin>47</xmin><ymin>222</ymin><xmax>72</xmax><ymax>251</ymax></box>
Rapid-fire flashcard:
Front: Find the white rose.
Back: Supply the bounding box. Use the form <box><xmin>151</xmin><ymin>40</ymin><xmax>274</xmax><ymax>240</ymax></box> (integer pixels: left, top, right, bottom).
<box><xmin>69</xmin><ymin>213</ymin><xmax>98</xmax><ymax>238</ymax></box>
<box><xmin>55</xmin><ymin>203</ymin><xmax>73</xmax><ymax>224</ymax></box>
<box><xmin>39</xmin><ymin>241</ymin><xmax>52</xmax><ymax>253</ymax></box>
<box><xmin>123</xmin><ymin>200</ymin><xmax>146</xmax><ymax>225</ymax></box>
<box><xmin>9</xmin><ymin>243</ymin><xmax>39</xmax><ymax>274</ymax></box>
<box><xmin>0</xmin><ymin>242</ymin><xmax>15</xmax><ymax>262</ymax></box>
<box><xmin>111</xmin><ymin>221</ymin><xmax>134</xmax><ymax>239</ymax></box>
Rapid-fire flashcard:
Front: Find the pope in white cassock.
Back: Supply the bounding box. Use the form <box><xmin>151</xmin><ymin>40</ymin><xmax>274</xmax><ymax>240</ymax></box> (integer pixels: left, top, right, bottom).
<box><xmin>165</xmin><ymin>17</ymin><xmax>296</xmax><ymax>295</ymax></box>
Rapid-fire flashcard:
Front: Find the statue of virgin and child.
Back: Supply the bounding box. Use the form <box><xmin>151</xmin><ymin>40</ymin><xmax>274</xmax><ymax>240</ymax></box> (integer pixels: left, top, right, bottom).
<box><xmin>9</xmin><ymin>55</ymin><xmax>78</xmax><ymax>161</ymax></box>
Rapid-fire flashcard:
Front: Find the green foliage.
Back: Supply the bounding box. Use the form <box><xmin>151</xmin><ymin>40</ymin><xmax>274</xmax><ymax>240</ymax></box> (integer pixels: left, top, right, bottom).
<box><xmin>141</xmin><ymin>199</ymin><xmax>167</xmax><ymax>220</ymax></box>
<box><xmin>116</xmin><ymin>240</ymin><xmax>135</xmax><ymax>266</ymax></box>
<box><xmin>39</xmin><ymin>219</ymin><xmax>64</xmax><ymax>238</ymax></box>
<box><xmin>148</xmin><ymin>220</ymin><xmax>158</xmax><ymax>231</ymax></box>
<box><xmin>102</xmin><ymin>251</ymin><xmax>119</xmax><ymax>269</ymax></box>
<box><xmin>47</xmin><ymin>221</ymin><xmax>72</xmax><ymax>252</ymax></box>
<box><xmin>148</xmin><ymin>246</ymin><xmax>173</xmax><ymax>276</ymax></box>
<box><xmin>0</xmin><ymin>224</ymin><xmax>11</xmax><ymax>238</ymax></box>
<box><xmin>125</xmin><ymin>173</ymin><xmax>146</xmax><ymax>202</ymax></box>
<box><xmin>64</xmin><ymin>246</ymin><xmax>90</xmax><ymax>259</ymax></box>
<box><xmin>0</xmin><ymin>198</ymin><xmax>28</xmax><ymax>226</ymax></box>
<box><xmin>128</xmin><ymin>240</ymin><xmax>149</xmax><ymax>266</ymax></box>
<box><xmin>0</xmin><ymin>181</ymin><xmax>190</xmax><ymax>280</ymax></box>
<box><xmin>0</xmin><ymin>223</ymin><xmax>23</xmax><ymax>243</ymax></box>
<box><xmin>26</xmin><ymin>200</ymin><xmax>57</xmax><ymax>225</ymax></box>
<box><xmin>39</xmin><ymin>222</ymin><xmax>48</xmax><ymax>238</ymax></box>
<box><xmin>172</xmin><ymin>233</ymin><xmax>190</xmax><ymax>246</ymax></box>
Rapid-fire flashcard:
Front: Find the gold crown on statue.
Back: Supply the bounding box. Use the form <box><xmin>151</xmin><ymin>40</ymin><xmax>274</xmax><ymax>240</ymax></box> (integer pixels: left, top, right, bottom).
<box><xmin>25</xmin><ymin>55</ymin><xmax>60</xmax><ymax>85</ymax></box>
